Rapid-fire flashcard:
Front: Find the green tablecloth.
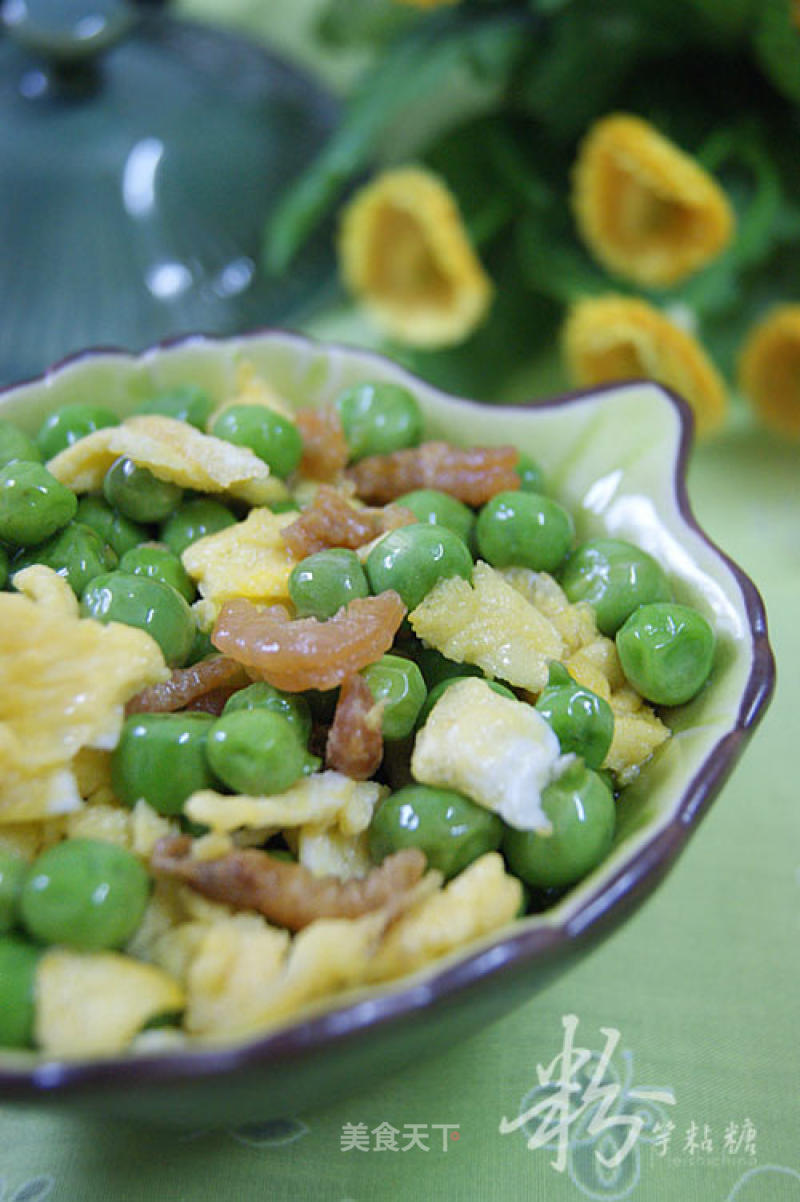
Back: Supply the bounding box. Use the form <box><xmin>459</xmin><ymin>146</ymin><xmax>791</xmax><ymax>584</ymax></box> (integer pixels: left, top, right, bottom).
<box><xmin>2</xmin><ymin>8</ymin><xmax>798</xmax><ymax>1201</ymax></box>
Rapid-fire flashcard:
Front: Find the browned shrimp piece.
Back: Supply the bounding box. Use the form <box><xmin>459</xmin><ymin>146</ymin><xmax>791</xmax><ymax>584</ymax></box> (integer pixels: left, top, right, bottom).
<box><xmin>347</xmin><ymin>441</ymin><xmax>520</xmax><ymax>506</ymax></box>
<box><xmin>211</xmin><ymin>591</ymin><xmax>406</xmax><ymax>692</ymax></box>
<box><xmin>125</xmin><ymin>655</ymin><xmax>250</xmax><ymax>715</ymax></box>
<box><xmin>281</xmin><ymin>484</ymin><xmax>414</xmax><ymax>558</ymax></box>
<box><xmin>151</xmin><ymin>836</ymin><xmax>427</xmax><ymax>931</ymax></box>
<box><xmin>295</xmin><ymin>406</ymin><xmax>349</xmax><ymax>482</ymax></box>
<box><xmin>326</xmin><ymin>673</ymin><xmax>384</xmax><ymax>780</ymax></box>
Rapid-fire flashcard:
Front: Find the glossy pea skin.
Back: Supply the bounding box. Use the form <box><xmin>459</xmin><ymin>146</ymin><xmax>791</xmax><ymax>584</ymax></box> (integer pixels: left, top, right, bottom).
<box><xmin>160</xmin><ymin>498</ymin><xmax>237</xmax><ymax>556</ymax></box>
<box><xmin>76</xmin><ymin>495</ymin><xmax>150</xmax><ymax>558</ymax></box>
<box><xmin>12</xmin><ymin>520</ymin><xmax>117</xmax><ymax>595</ymax></box>
<box><xmin>559</xmin><ymin>538</ymin><xmax>672</xmax><ymax>636</ymax></box>
<box><xmin>515</xmin><ymin>453</ymin><xmax>545</xmax><ymax>494</ymax></box>
<box><xmin>0</xmin><ymin>851</ymin><xmax>27</xmax><ymax>933</ymax></box>
<box><xmin>103</xmin><ymin>456</ymin><xmax>184</xmax><ymax>524</ymax></box>
<box><xmin>360</xmin><ymin>654</ymin><xmax>427</xmax><ymax>740</ymax></box>
<box><xmin>289</xmin><ymin>548</ymin><xmax>369</xmax><ymax>620</ymax></box>
<box><xmin>119</xmin><ymin>542</ymin><xmax>195</xmax><ymax>602</ymax></box>
<box><xmin>334</xmin><ymin>381</ymin><xmax>423</xmax><ymax>461</ymax></box>
<box><xmin>112</xmin><ymin>713</ymin><xmax>218</xmax><ymax>815</ymax></box>
<box><xmin>36</xmin><ymin>404</ymin><xmax>119</xmax><ymax>460</ymax></box>
<box><xmin>476</xmin><ymin>490</ymin><xmax>574</xmax><ymax>574</ymax></box>
<box><xmin>0</xmin><ymin>545</ymin><xmax>8</xmax><ymax>590</ymax></box>
<box><xmin>0</xmin><ymin>461</ymin><xmax>78</xmax><ymax>547</ymax></box>
<box><xmin>0</xmin><ymin>936</ymin><xmax>41</xmax><ymax>1047</ymax></box>
<box><xmin>211</xmin><ymin>404</ymin><xmax>302</xmax><ymax>479</ymax></box>
<box><xmin>369</xmin><ymin>785</ymin><xmax>504</xmax><ymax>880</ymax></box>
<box><xmin>134</xmin><ymin>385</ymin><xmax>213</xmax><ymax>430</ymax></box>
<box><xmin>80</xmin><ymin>572</ymin><xmax>195</xmax><ymax>666</ymax></box>
<box><xmin>223</xmin><ymin>682</ymin><xmax>312</xmax><ymax>745</ymax></box>
<box><xmin>365</xmin><ymin>523</ymin><xmax>472</xmax><ymax>611</ymax></box>
<box><xmin>416</xmin><ymin>676</ymin><xmax>514</xmax><ymax>729</ymax></box>
<box><xmin>20</xmin><ymin>839</ymin><xmax>150</xmax><ymax>951</ymax></box>
<box><xmin>0</xmin><ymin>419</ymin><xmax>41</xmax><ymax>469</ymax></box>
<box><xmin>207</xmin><ymin>709</ymin><xmax>316</xmax><ymax>796</ymax></box>
<box><xmin>616</xmin><ymin>602</ymin><xmax>715</xmax><ymax>706</ymax></box>
<box><xmin>503</xmin><ymin>759</ymin><xmax>616</xmax><ymax>889</ymax></box>
<box><xmin>535</xmin><ymin>662</ymin><xmax>614</xmax><ymax>769</ymax></box>
<box><xmin>395</xmin><ymin>489</ymin><xmax>475</xmax><ymax>546</ymax></box>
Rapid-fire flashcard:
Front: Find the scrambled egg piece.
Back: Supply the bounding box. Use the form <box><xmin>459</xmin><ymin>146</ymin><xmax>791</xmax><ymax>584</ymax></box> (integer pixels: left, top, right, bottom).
<box><xmin>500</xmin><ymin>567</ymin><xmax>599</xmax><ymax>658</ymax></box>
<box><xmin>35</xmin><ymin>949</ymin><xmax>184</xmax><ymax>1057</ymax></box>
<box><xmin>12</xmin><ymin>564</ymin><xmax>78</xmax><ymax>617</ymax></box>
<box><xmin>64</xmin><ymin>799</ymin><xmax>176</xmax><ymax>859</ymax></box>
<box><xmin>411</xmin><ymin>678</ymin><xmax>565</xmax><ymax>831</ymax></box>
<box><xmin>156</xmin><ymin>909</ymin><xmax>382</xmax><ymax>1040</ymax></box>
<box><xmin>367</xmin><ymin>853</ymin><xmax>521</xmax><ymax>982</ymax></box>
<box><xmin>0</xmin><ymin>594</ymin><xmax>167</xmax><ymax>824</ymax></box>
<box><xmin>410</xmin><ymin>561</ymin><xmax>563</xmax><ymax>692</ymax></box>
<box><xmin>46</xmin><ymin>414</ymin><xmax>287</xmax><ymax>505</ymax></box>
<box><xmin>605</xmin><ymin>690</ymin><xmax>670</xmax><ymax>785</ymax></box>
<box><xmin>185</xmin><ymin>772</ymin><xmax>386</xmax><ymax>837</ymax></box>
<box><xmin>297</xmin><ymin>825</ymin><xmax>372</xmax><ymax>881</ymax></box>
<box><xmin>181</xmin><ymin>506</ymin><xmax>297</xmax><ymax>610</ymax></box>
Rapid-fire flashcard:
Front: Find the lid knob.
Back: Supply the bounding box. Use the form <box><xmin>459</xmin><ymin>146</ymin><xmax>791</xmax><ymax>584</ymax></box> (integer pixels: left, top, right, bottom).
<box><xmin>1</xmin><ymin>0</ymin><xmax>137</xmax><ymax>64</ymax></box>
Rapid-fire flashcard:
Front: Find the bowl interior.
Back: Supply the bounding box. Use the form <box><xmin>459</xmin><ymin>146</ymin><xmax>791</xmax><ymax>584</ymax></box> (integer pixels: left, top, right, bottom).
<box><xmin>0</xmin><ymin>331</ymin><xmax>772</xmax><ymax>1097</ymax></box>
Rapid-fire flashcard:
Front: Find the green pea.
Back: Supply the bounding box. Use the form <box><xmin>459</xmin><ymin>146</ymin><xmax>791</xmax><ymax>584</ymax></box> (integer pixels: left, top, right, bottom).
<box><xmin>334</xmin><ymin>381</ymin><xmax>423</xmax><ymax>461</ymax></box>
<box><xmin>476</xmin><ymin>491</ymin><xmax>574</xmax><ymax>574</ymax></box>
<box><xmin>515</xmin><ymin>453</ymin><xmax>545</xmax><ymax>494</ymax></box>
<box><xmin>20</xmin><ymin>839</ymin><xmax>150</xmax><ymax>950</ymax></box>
<box><xmin>395</xmin><ymin>489</ymin><xmax>475</xmax><ymax>546</ymax></box>
<box><xmin>0</xmin><ymin>851</ymin><xmax>27</xmax><ymax>933</ymax></box>
<box><xmin>207</xmin><ymin>710</ymin><xmax>318</xmax><ymax>796</ymax></box>
<box><xmin>103</xmin><ymin>457</ymin><xmax>184</xmax><ymax>524</ymax></box>
<box><xmin>0</xmin><ymin>461</ymin><xmax>78</xmax><ymax>547</ymax></box>
<box><xmin>80</xmin><ymin>572</ymin><xmax>195</xmax><ymax>666</ymax></box>
<box><xmin>0</xmin><ymin>936</ymin><xmax>41</xmax><ymax>1047</ymax></box>
<box><xmin>186</xmin><ymin>626</ymin><xmax>216</xmax><ymax>665</ymax></box>
<box><xmin>211</xmin><ymin>404</ymin><xmax>302</xmax><ymax>479</ymax></box>
<box><xmin>223</xmin><ymin>682</ymin><xmax>312</xmax><ymax>745</ymax></box>
<box><xmin>269</xmin><ymin>498</ymin><xmax>301</xmax><ymax>515</ymax></box>
<box><xmin>119</xmin><ymin>543</ymin><xmax>195</xmax><ymax>602</ymax></box>
<box><xmin>112</xmin><ymin>713</ymin><xmax>219</xmax><ymax>815</ymax></box>
<box><xmin>365</xmin><ymin>523</ymin><xmax>472</xmax><ymax>611</ymax></box>
<box><xmin>369</xmin><ymin>785</ymin><xmax>503</xmax><ymax>880</ymax></box>
<box><xmin>36</xmin><ymin>404</ymin><xmax>119</xmax><ymax>461</ymax></box>
<box><xmin>160</xmin><ymin>498</ymin><xmax>237</xmax><ymax>556</ymax></box>
<box><xmin>503</xmin><ymin>759</ymin><xmax>616</xmax><ymax>889</ymax></box>
<box><xmin>0</xmin><ymin>419</ymin><xmax>41</xmax><ymax>469</ymax></box>
<box><xmin>559</xmin><ymin>538</ymin><xmax>673</xmax><ymax>636</ymax></box>
<box><xmin>289</xmin><ymin>548</ymin><xmax>369</xmax><ymax>620</ymax></box>
<box><xmin>414</xmin><ymin>646</ymin><xmax>483</xmax><ymax>690</ymax></box>
<box><xmin>535</xmin><ymin>662</ymin><xmax>614</xmax><ymax>769</ymax></box>
<box><xmin>134</xmin><ymin>385</ymin><xmax>213</xmax><ymax>430</ymax></box>
<box><xmin>360</xmin><ymin>654</ymin><xmax>427</xmax><ymax>740</ymax></box>
<box><xmin>616</xmin><ymin>602</ymin><xmax>715</xmax><ymax>707</ymax></box>
<box><xmin>416</xmin><ymin>676</ymin><xmax>514</xmax><ymax>729</ymax></box>
<box><xmin>12</xmin><ymin>521</ymin><xmax>117</xmax><ymax>595</ymax></box>
<box><xmin>0</xmin><ymin>545</ymin><xmax>8</xmax><ymax>590</ymax></box>
<box><xmin>76</xmin><ymin>495</ymin><xmax>150</xmax><ymax>557</ymax></box>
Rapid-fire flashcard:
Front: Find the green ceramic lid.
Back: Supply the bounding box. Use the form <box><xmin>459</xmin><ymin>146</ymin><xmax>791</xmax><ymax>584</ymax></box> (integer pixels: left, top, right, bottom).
<box><xmin>0</xmin><ymin>0</ymin><xmax>338</xmax><ymax>384</ymax></box>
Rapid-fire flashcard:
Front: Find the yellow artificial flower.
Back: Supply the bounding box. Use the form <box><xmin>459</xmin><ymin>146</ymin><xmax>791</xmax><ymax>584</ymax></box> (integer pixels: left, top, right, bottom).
<box><xmin>338</xmin><ymin>166</ymin><xmax>492</xmax><ymax>348</ymax></box>
<box><xmin>738</xmin><ymin>304</ymin><xmax>800</xmax><ymax>437</ymax></box>
<box><xmin>572</xmin><ymin>113</ymin><xmax>734</xmax><ymax>288</ymax></box>
<box><xmin>562</xmin><ymin>295</ymin><xmax>728</xmax><ymax>437</ymax></box>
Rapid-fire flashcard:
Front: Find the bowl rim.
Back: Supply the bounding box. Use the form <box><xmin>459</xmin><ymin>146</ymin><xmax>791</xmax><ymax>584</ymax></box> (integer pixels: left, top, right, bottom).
<box><xmin>0</xmin><ymin>329</ymin><xmax>776</xmax><ymax>1099</ymax></box>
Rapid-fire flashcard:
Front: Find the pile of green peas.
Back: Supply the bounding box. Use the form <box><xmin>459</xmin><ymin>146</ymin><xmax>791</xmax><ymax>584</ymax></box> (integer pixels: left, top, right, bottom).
<box><xmin>0</xmin><ymin>377</ymin><xmax>717</xmax><ymax>1051</ymax></box>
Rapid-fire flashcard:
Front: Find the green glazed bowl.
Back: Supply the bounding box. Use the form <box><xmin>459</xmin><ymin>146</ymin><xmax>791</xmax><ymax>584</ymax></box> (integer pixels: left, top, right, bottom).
<box><xmin>0</xmin><ymin>331</ymin><xmax>774</xmax><ymax>1126</ymax></box>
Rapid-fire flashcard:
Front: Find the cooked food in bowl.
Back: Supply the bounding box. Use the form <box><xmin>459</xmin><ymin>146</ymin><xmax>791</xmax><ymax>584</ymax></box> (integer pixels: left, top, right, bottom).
<box><xmin>0</xmin><ymin>350</ymin><xmax>727</xmax><ymax>1062</ymax></box>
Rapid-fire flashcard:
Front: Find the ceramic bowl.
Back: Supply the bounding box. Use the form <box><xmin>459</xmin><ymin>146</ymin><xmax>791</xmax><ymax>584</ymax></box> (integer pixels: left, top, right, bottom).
<box><xmin>0</xmin><ymin>331</ymin><xmax>775</xmax><ymax>1126</ymax></box>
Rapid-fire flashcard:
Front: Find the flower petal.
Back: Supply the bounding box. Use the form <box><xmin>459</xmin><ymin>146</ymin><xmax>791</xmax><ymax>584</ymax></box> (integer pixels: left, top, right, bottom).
<box><xmin>562</xmin><ymin>295</ymin><xmax>728</xmax><ymax>437</ymax></box>
<box><xmin>738</xmin><ymin>304</ymin><xmax>800</xmax><ymax>437</ymax></box>
<box><xmin>338</xmin><ymin>166</ymin><xmax>492</xmax><ymax>347</ymax></box>
<box><xmin>572</xmin><ymin>113</ymin><xmax>734</xmax><ymax>288</ymax></box>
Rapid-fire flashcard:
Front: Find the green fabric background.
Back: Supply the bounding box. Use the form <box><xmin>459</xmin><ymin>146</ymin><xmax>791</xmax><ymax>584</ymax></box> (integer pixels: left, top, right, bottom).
<box><xmin>2</xmin><ymin>6</ymin><xmax>799</xmax><ymax>1201</ymax></box>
